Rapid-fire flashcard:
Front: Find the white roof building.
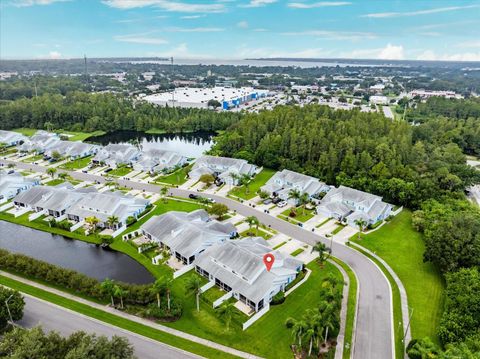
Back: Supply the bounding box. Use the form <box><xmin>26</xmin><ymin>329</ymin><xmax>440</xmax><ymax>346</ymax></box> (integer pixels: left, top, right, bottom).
<box><xmin>141</xmin><ymin>209</ymin><xmax>236</xmax><ymax>265</ymax></box>
<box><xmin>0</xmin><ymin>130</ymin><xmax>27</xmax><ymax>146</ymax></box>
<box><xmin>189</xmin><ymin>155</ymin><xmax>257</xmax><ymax>185</ymax></box>
<box><xmin>44</xmin><ymin>140</ymin><xmax>100</xmax><ymax>160</ymax></box>
<box><xmin>92</xmin><ymin>144</ymin><xmax>141</xmax><ymax>168</ymax></box>
<box><xmin>133</xmin><ymin>149</ymin><xmax>188</xmax><ymax>174</ymax></box>
<box><xmin>316</xmin><ymin>185</ymin><xmax>393</xmax><ymax>227</ymax></box>
<box><xmin>370</xmin><ymin>95</ymin><xmax>389</xmax><ymax>105</ymax></box>
<box><xmin>195</xmin><ymin>237</ymin><xmax>303</xmax><ymax>312</ymax></box>
<box><xmin>17</xmin><ymin>131</ymin><xmax>60</xmax><ymax>153</ymax></box>
<box><xmin>261</xmin><ymin>169</ymin><xmax>330</xmax><ymax>204</ymax></box>
<box><xmin>0</xmin><ymin>171</ymin><xmax>40</xmax><ymax>201</ymax></box>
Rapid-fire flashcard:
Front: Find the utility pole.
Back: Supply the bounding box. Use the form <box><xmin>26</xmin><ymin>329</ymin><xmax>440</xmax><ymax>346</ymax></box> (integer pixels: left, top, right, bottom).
<box><xmin>5</xmin><ymin>294</ymin><xmax>14</xmax><ymax>327</ymax></box>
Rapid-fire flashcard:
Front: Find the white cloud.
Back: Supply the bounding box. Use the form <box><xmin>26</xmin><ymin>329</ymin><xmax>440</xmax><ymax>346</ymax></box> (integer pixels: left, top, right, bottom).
<box><xmin>287</xmin><ymin>2</ymin><xmax>351</xmax><ymax>9</ymax></box>
<box><xmin>416</xmin><ymin>50</ymin><xmax>480</xmax><ymax>62</ymax></box>
<box><xmin>416</xmin><ymin>50</ymin><xmax>436</xmax><ymax>61</ymax></box>
<box><xmin>236</xmin><ymin>44</ymin><xmax>330</xmax><ymax>58</ymax></box>
<box><xmin>457</xmin><ymin>40</ymin><xmax>480</xmax><ymax>48</ymax></box>
<box><xmin>378</xmin><ymin>44</ymin><xmax>404</xmax><ymax>60</ymax></box>
<box><xmin>241</xmin><ymin>0</ymin><xmax>276</xmax><ymax>8</ymax></box>
<box><xmin>48</xmin><ymin>51</ymin><xmax>62</xmax><ymax>59</ymax></box>
<box><xmin>237</xmin><ymin>21</ymin><xmax>249</xmax><ymax>29</ymax></box>
<box><xmin>102</xmin><ymin>0</ymin><xmax>225</xmax><ymax>13</ymax></box>
<box><xmin>165</xmin><ymin>27</ymin><xmax>224</xmax><ymax>32</ymax></box>
<box><xmin>180</xmin><ymin>15</ymin><xmax>204</xmax><ymax>19</ymax></box>
<box><xmin>12</xmin><ymin>0</ymin><xmax>69</xmax><ymax>6</ymax></box>
<box><xmin>147</xmin><ymin>43</ymin><xmax>213</xmax><ymax>58</ymax></box>
<box><xmin>341</xmin><ymin>43</ymin><xmax>404</xmax><ymax>60</ymax></box>
<box><xmin>253</xmin><ymin>28</ymin><xmax>268</xmax><ymax>32</ymax></box>
<box><xmin>363</xmin><ymin>5</ymin><xmax>479</xmax><ymax>18</ymax></box>
<box><xmin>282</xmin><ymin>30</ymin><xmax>376</xmax><ymax>41</ymax></box>
<box><xmin>114</xmin><ymin>33</ymin><xmax>168</xmax><ymax>45</ymax></box>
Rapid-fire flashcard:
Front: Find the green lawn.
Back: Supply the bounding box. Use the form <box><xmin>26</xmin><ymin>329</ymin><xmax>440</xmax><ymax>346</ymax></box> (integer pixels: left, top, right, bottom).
<box><xmin>0</xmin><ymin>275</ymin><xmax>239</xmax><ymax>359</ymax></box>
<box><xmin>12</xmin><ymin>128</ymin><xmax>37</xmax><ymax>136</ymax></box>
<box><xmin>12</xmin><ymin>128</ymin><xmax>105</xmax><ymax>141</ymax></box>
<box><xmin>290</xmin><ymin>248</ymin><xmax>304</xmax><ymax>257</ymax></box>
<box><xmin>352</xmin><ymin>210</ymin><xmax>445</xmax><ymax>344</ymax></box>
<box><xmin>332</xmin><ymin>223</ymin><xmax>346</xmax><ymax>235</ymax></box>
<box><xmin>60</xmin><ymin>156</ymin><xmax>92</xmax><ymax>170</ymax></box>
<box><xmin>44</xmin><ymin>179</ymin><xmax>66</xmax><ymax>186</ymax></box>
<box><xmin>109</xmin><ymin>166</ymin><xmax>133</xmax><ymax>177</ymax></box>
<box><xmin>22</xmin><ymin>154</ymin><xmax>43</xmax><ymax>163</ymax></box>
<box><xmin>279</xmin><ymin>208</ymin><xmax>315</xmax><ymax>223</ymax></box>
<box><xmin>155</xmin><ymin>164</ymin><xmax>193</xmax><ymax>186</ymax></box>
<box><xmin>239</xmin><ymin>228</ymin><xmax>272</xmax><ymax>240</ymax></box>
<box><xmin>228</xmin><ymin>168</ymin><xmax>276</xmax><ymax>200</ymax></box>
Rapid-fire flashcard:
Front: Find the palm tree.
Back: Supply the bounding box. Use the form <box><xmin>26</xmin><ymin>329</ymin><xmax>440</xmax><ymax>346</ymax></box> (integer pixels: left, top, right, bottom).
<box><xmin>185</xmin><ymin>275</ymin><xmax>202</xmax><ymax>312</ymax></box>
<box><xmin>288</xmin><ymin>189</ymin><xmax>301</xmax><ymax>214</ymax></box>
<box><xmin>290</xmin><ymin>318</ymin><xmax>307</xmax><ymax>348</ymax></box>
<box><xmin>101</xmin><ymin>278</ymin><xmax>116</xmax><ymax>306</ymax></box>
<box><xmin>46</xmin><ymin>167</ymin><xmax>57</xmax><ymax>178</ymax></box>
<box><xmin>164</xmin><ymin>277</ymin><xmax>173</xmax><ymax>311</ymax></box>
<box><xmin>311</xmin><ymin>242</ymin><xmax>329</xmax><ymax>265</ymax></box>
<box><xmin>216</xmin><ymin>302</ymin><xmax>237</xmax><ymax>331</ymax></box>
<box><xmin>245</xmin><ymin>215</ymin><xmax>259</xmax><ymax>236</ymax></box>
<box><xmin>299</xmin><ymin>192</ymin><xmax>310</xmax><ymax>215</ymax></box>
<box><xmin>354</xmin><ymin>218</ymin><xmax>368</xmax><ymax>239</ymax></box>
<box><xmin>85</xmin><ymin>216</ymin><xmax>99</xmax><ymax>232</ymax></box>
<box><xmin>106</xmin><ymin>215</ymin><xmax>119</xmax><ymax>230</ymax></box>
<box><xmin>229</xmin><ymin>172</ymin><xmax>240</xmax><ymax>188</ymax></box>
<box><xmin>150</xmin><ymin>278</ymin><xmax>166</xmax><ymax>308</ymax></box>
<box><xmin>57</xmin><ymin>172</ymin><xmax>68</xmax><ymax>181</ymax></box>
<box><xmin>239</xmin><ymin>174</ymin><xmax>251</xmax><ymax>194</ymax></box>
<box><xmin>114</xmin><ymin>285</ymin><xmax>127</xmax><ymax>309</ymax></box>
<box><xmin>160</xmin><ymin>186</ymin><xmax>168</xmax><ymax>203</ymax></box>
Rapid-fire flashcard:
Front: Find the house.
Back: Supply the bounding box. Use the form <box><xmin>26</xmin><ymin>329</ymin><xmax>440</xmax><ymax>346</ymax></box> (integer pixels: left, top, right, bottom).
<box><xmin>17</xmin><ymin>131</ymin><xmax>60</xmax><ymax>153</ymax></box>
<box><xmin>261</xmin><ymin>169</ymin><xmax>330</xmax><ymax>205</ymax></box>
<box><xmin>195</xmin><ymin>237</ymin><xmax>303</xmax><ymax>312</ymax></box>
<box><xmin>92</xmin><ymin>144</ymin><xmax>141</xmax><ymax>169</ymax></box>
<box><xmin>13</xmin><ymin>184</ymin><xmax>87</xmax><ymax>218</ymax></box>
<box><xmin>0</xmin><ymin>130</ymin><xmax>27</xmax><ymax>147</ymax></box>
<box><xmin>141</xmin><ymin>209</ymin><xmax>237</xmax><ymax>265</ymax></box>
<box><xmin>67</xmin><ymin>190</ymin><xmax>150</xmax><ymax>230</ymax></box>
<box><xmin>44</xmin><ymin>140</ymin><xmax>100</xmax><ymax>160</ymax></box>
<box><xmin>133</xmin><ymin>149</ymin><xmax>187</xmax><ymax>174</ymax></box>
<box><xmin>0</xmin><ymin>171</ymin><xmax>40</xmax><ymax>202</ymax></box>
<box><xmin>189</xmin><ymin>156</ymin><xmax>257</xmax><ymax>185</ymax></box>
<box><xmin>316</xmin><ymin>185</ymin><xmax>393</xmax><ymax>227</ymax></box>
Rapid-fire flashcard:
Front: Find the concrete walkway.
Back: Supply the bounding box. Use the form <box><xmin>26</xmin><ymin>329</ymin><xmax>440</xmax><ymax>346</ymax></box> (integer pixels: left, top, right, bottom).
<box><xmin>328</xmin><ymin>259</ymin><xmax>349</xmax><ymax>359</ymax></box>
<box><xmin>0</xmin><ymin>270</ymin><xmax>263</xmax><ymax>359</ymax></box>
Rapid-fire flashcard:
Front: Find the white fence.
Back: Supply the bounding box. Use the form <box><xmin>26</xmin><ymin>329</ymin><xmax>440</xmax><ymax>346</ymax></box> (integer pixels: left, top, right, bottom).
<box><xmin>242</xmin><ymin>304</ymin><xmax>270</xmax><ymax>331</ymax></box>
<box><xmin>28</xmin><ymin>209</ymin><xmax>46</xmax><ymax>221</ymax></box>
<box><xmin>200</xmin><ymin>281</ymin><xmax>215</xmax><ymax>293</ymax></box>
<box><xmin>70</xmin><ymin>220</ymin><xmax>85</xmax><ymax>232</ymax></box>
<box><xmin>173</xmin><ymin>264</ymin><xmax>194</xmax><ymax>279</ymax></box>
<box><xmin>213</xmin><ymin>291</ymin><xmax>233</xmax><ymax>308</ymax></box>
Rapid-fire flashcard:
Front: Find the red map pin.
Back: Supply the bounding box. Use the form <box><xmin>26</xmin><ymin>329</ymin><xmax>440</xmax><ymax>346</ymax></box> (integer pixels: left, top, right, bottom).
<box><xmin>263</xmin><ymin>253</ymin><xmax>275</xmax><ymax>271</ymax></box>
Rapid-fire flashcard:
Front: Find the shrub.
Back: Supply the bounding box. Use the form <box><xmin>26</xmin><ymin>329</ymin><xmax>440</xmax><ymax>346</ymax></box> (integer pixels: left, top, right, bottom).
<box><xmin>271</xmin><ymin>291</ymin><xmax>285</xmax><ymax>305</ymax></box>
<box><xmin>126</xmin><ymin>216</ymin><xmax>137</xmax><ymax>226</ymax></box>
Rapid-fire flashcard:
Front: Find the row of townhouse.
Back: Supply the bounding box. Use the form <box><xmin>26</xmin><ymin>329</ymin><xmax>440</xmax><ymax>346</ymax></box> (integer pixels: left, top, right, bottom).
<box><xmin>189</xmin><ymin>155</ymin><xmax>258</xmax><ymax>185</ymax></box>
<box><xmin>0</xmin><ymin>130</ymin><xmax>28</xmax><ymax>147</ymax></box>
<box><xmin>140</xmin><ymin>209</ymin><xmax>303</xmax><ymax>313</ymax></box>
<box><xmin>13</xmin><ymin>183</ymin><xmax>150</xmax><ymax>229</ymax></box>
<box><xmin>0</xmin><ymin>171</ymin><xmax>40</xmax><ymax>202</ymax></box>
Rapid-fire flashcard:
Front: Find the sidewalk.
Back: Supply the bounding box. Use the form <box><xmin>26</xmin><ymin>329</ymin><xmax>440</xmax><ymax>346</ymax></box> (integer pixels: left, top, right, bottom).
<box><xmin>0</xmin><ymin>270</ymin><xmax>263</xmax><ymax>359</ymax></box>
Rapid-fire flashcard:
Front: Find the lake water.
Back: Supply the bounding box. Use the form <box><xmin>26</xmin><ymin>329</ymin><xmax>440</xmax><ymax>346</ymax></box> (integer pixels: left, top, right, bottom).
<box><xmin>0</xmin><ymin>221</ymin><xmax>154</xmax><ymax>284</ymax></box>
<box><xmin>88</xmin><ymin>131</ymin><xmax>214</xmax><ymax>158</ymax></box>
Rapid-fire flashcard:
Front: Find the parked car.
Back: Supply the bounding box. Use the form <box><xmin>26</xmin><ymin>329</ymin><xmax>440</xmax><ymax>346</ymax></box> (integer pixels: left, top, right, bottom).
<box><xmin>104</xmin><ymin>168</ymin><xmax>112</xmax><ymax>173</ymax></box>
<box><xmin>263</xmin><ymin>198</ymin><xmax>272</xmax><ymax>205</ymax></box>
<box><xmin>277</xmin><ymin>201</ymin><xmax>287</xmax><ymax>208</ymax></box>
<box><xmin>82</xmin><ymin>170</ymin><xmax>88</xmax><ymax>173</ymax></box>
<box><xmin>189</xmin><ymin>194</ymin><xmax>199</xmax><ymax>199</ymax></box>
<box><xmin>207</xmin><ymin>197</ymin><xmax>216</xmax><ymax>203</ymax></box>
<box><xmin>272</xmin><ymin>197</ymin><xmax>282</xmax><ymax>204</ymax></box>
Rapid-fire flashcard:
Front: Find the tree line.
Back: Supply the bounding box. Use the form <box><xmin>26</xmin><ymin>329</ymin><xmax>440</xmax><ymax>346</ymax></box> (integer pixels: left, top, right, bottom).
<box><xmin>0</xmin><ymin>91</ymin><xmax>241</xmax><ymax>134</ymax></box>
<box><xmin>212</xmin><ymin>104</ymin><xmax>480</xmax><ymax>208</ymax></box>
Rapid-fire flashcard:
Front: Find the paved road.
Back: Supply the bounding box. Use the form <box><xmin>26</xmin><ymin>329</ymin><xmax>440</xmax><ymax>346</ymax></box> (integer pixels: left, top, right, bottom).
<box><xmin>2</xmin><ymin>160</ymin><xmax>394</xmax><ymax>359</ymax></box>
<box><xmin>19</xmin><ymin>295</ymin><xmax>202</xmax><ymax>359</ymax></box>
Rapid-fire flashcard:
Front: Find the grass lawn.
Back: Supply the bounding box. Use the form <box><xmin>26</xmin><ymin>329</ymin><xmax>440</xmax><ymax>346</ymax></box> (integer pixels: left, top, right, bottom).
<box><xmin>12</xmin><ymin>128</ymin><xmax>37</xmax><ymax>136</ymax></box>
<box><xmin>290</xmin><ymin>248</ymin><xmax>304</xmax><ymax>257</ymax></box>
<box><xmin>316</xmin><ymin>218</ymin><xmax>332</xmax><ymax>228</ymax></box>
<box><xmin>44</xmin><ymin>179</ymin><xmax>65</xmax><ymax>186</ymax></box>
<box><xmin>60</xmin><ymin>156</ymin><xmax>92</xmax><ymax>170</ymax></box>
<box><xmin>352</xmin><ymin>210</ymin><xmax>445</xmax><ymax>344</ymax></box>
<box><xmin>155</xmin><ymin>164</ymin><xmax>193</xmax><ymax>186</ymax></box>
<box><xmin>12</xmin><ymin>128</ymin><xmax>105</xmax><ymax>141</ymax></box>
<box><xmin>109</xmin><ymin>166</ymin><xmax>133</xmax><ymax>177</ymax></box>
<box><xmin>279</xmin><ymin>208</ymin><xmax>315</xmax><ymax>223</ymax></box>
<box><xmin>239</xmin><ymin>228</ymin><xmax>272</xmax><ymax>240</ymax></box>
<box><xmin>228</xmin><ymin>168</ymin><xmax>276</xmax><ymax>200</ymax></box>
<box><xmin>22</xmin><ymin>154</ymin><xmax>43</xmax><ymax>163</ymax></box>
<box><xmin>332</xmin><ymin>224</ymin><xmax>346</xmax><ymax>235</ymax></box>
<box><xmin>273</xmin><ymin>241</ymin><xmax>287</xmax><ymax>250</ymax></box>
<box><xmin>0</xmin><ymin>275</ymin><xmax>239</xmax><ymax>359</ymax></box>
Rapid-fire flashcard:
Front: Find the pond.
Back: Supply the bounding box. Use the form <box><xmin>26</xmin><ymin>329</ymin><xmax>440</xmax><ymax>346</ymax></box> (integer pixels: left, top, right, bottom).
<box><xmin>88</xmin><ymin>131</ymin><xmax>215</xmax><ymax>158</ymax></box>
<box><xmin>0</xmin><ymin>221</ymin><xmax>154</xmax><ymax>284</ymax></box>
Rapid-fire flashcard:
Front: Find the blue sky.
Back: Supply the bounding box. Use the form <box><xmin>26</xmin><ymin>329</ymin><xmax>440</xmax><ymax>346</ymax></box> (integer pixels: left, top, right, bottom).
<box><xmin>1</xmin><ymin>0</ymin><xmax>480</xmax><ymax>61</ymax></box>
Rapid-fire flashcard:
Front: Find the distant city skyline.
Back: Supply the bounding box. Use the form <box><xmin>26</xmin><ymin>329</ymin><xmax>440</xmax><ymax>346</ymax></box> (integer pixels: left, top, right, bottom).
<box><xmin>1</xmin><ymin>0</ymin><xmax>480</xmax><ymax>61</ymax></box>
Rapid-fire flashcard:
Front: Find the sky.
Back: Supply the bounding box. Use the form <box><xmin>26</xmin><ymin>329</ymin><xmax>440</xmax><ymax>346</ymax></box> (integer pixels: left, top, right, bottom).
<box><xmin>1</xmin><ymin>0</ymin><xmax>480</xmax><ymax>61</ymax></box>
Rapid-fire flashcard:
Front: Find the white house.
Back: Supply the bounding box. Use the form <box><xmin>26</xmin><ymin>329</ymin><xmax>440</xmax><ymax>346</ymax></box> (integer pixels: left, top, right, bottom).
<box><xmin>189</xmin><ymin>156</ymin><xmax>257</xmax><ymax>185</ymax></box>
<box><xmin>194</xmin><ymin>237</ymin><xmax>303</xmax><ymax>312</ymax></box>
<box><xmin>44</xmin><ymin>141</ymin><xmax>100</xmax><ymax>160</ymax></box>
<box><xmin>0</xmin><ymin>171</ymin><xmax>40</xmax><ymax>202</ymax></box>
<box><xmin>17</xmin><ymin>131</ymin><xmax>60</xmax><ymax>153</ymax></box>
<box><xmin>133</xmin><ymin>149</ymin><xmax>187</xmax><ymax>174</ymax></box>
<box><xmin>141</xmin><ymin>209</ymin><xmax>237</xmax><ymax>265</ymax></box>
<box><xmin>67</xmin><ymin>190</ymin><xmax>150</xmax><ymax>230</ymax></box>
<box><xmin>370</xmin><ymin>95</ymin><xmax>389</xmax><ymax>105</ymax></box>
<box><xmin>316</xmin><ymin>185</ymin><xmax>393</xmax><ymax>227</ymax></box>
<box><xmin>92</xmin><ymin>144</ymin><xmax>141</xmax><ymax>169</ymax></box>
<box><xmin>0</xmin><ymin>130</ymin><xmax>27</xmax><ymax>147</ymax></box>
<box><xmin>261</xmin><ymin>169</ymin><xmax>330</xmax><ymax>205</ymax></box>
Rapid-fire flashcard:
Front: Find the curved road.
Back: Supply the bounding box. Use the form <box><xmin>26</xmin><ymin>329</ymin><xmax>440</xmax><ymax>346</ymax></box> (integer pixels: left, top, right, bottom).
<box><xmin>2</xmin><ymin>160</ymin><xmax>394</xmax><ymax>359</ymax></box>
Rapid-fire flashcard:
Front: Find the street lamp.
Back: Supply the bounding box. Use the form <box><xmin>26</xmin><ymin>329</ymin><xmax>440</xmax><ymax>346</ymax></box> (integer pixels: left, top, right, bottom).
<box><xmin>5</xmin><ymin>294</ymin><xmax>14</xmax><ymax>326</ymax></box>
